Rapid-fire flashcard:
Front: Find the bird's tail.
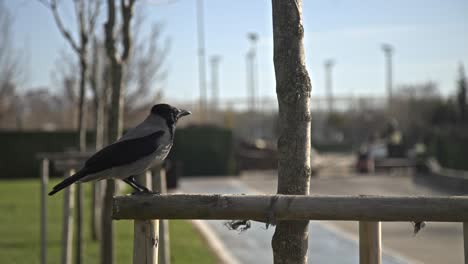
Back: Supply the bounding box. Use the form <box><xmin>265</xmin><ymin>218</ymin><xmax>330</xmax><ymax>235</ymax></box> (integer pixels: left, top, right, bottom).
<box><xmin>48</xmin><ymin>170</ymin><xmax>87</xmax><ymax>196</ymax></box>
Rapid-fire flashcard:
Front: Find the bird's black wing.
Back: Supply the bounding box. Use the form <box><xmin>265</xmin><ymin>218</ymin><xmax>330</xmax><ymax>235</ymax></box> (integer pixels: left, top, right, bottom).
<box><xmin>84</xmin><ymin>130</ymin><xmax>165</xmax><ymax>174</ymax></box>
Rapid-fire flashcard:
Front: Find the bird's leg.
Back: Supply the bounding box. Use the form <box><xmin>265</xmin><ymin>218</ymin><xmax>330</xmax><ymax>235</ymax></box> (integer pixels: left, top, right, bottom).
<box><xmin>123</xmin><ymin>176</ymin><xmax>152</xmax><ymax>194</ymax></box>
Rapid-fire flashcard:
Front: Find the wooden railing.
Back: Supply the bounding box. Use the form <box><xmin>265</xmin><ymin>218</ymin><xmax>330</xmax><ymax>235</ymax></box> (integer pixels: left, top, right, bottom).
<box><xmin>38</xmin><ymin>153</ymin><xmax>90</xmax><ymax>264</ymax></box>
<box><xmin>113</xmin><ymin>194</ymin><xmax>468</xmax><ymax>264</ymax></box>
<box><xmin>38</xmin><ymin>154</ymin><xmax>171</xmax><ymax>264</ymax></box>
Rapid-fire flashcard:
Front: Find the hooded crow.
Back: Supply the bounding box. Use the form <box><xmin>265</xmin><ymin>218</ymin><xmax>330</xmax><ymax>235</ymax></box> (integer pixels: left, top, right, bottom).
<box><xmin>48</xmin><ymin>104</ymin><xmax>191</xmax><ymax>195</ymax></box>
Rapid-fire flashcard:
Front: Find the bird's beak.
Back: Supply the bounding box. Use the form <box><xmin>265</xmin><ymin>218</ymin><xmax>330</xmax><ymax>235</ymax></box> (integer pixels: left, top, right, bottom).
<box><xmin>177</xmin><ymin>109</ymin><xmax>191</xmax><ymax>118</ymax></box>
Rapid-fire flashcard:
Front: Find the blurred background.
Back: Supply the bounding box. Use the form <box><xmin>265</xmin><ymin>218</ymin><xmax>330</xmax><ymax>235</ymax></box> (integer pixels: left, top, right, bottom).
<box><xmin>1</xmin><ymin>0</ymin><xmax>467</xmax><ymax>175</ymax></box>
<box><xmin>0</xmin><ymin>0</ymin><xmax>467</xmax><ymax>263</ymax></box>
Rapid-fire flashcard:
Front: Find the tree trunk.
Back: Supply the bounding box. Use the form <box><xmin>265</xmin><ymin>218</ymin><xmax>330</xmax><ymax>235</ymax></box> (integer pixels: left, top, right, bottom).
<box><xmin>101</xmin><ymin>57</ymin><xmax>124</xmax><ymax>264</ymax></box>
<box><xmin>101</xmin><ymin>1</ymin><xmax>134</xmax><ymax>262</ymax></box>
<box><xmin>91</xmin><ymin>96</ymin><xmax>104</xmax><ymax>241</ymax></box>
<box><xmin>270</xmin><ymin>1</ymin><xmax>312</xmax><ymax>263</ymax></box>
<box><xmin>100</xmin><ymin>58</ymin><xmax>121</xmax><ymax>264</ymax></box>
<box><xmin>78</xmin><ymin>57</ymin><xmax>88</xmax><ymax>152</ymax></box>
<box><xmin>76</xmin><ymin>53</ymin><xmax>88</xmax><ymax>264</ymax></box>
<box><xmin>89</xmin><ymin>34</ymin><xmax>105</xmax><ymax>242</ymax></box>
<box><xmin>101</xmin><ymin>1</ymin><xmax>118</xmax><ymax>262</ymax></box>
<box><xmin>100</xmin><ymin>67</ymin><xmax>121</xmax><ymax>264</ymax></box>
<box><xmin>107</xmin><ymin>63</ymin><xmax>124</xmax><ymax>141</ymax></box>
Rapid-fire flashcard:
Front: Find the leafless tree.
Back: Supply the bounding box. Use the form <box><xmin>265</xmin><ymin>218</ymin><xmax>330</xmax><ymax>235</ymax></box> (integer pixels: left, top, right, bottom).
<box><xmin>86</xmin><ymin>7</ymin><xmax>168</xmax><ymax>243</ymax></box>
<box><xmin>20</xmin><ymin>88</ymin><xmax>65</xmax><ymax>130</ymax></box>
<box><xmin>457</xmin><ymin>64</ymin><xmax>467</xmax><ymax>123</ymax></box>
<box><xmin>124</xmin><ymin>20</ymin><xmax>168</xmax><ymax>117</ymax></box>
<box><xmin>38</xmin><ymin>0</ymin><xmax>101</xmax><ymax>151</ymax></box>
<box><xmin>87</xmin><ymin>36</ymin><xmax>111</xmax><ymax>242</ymax></box>
<box><xmin>50</xmin><ymin>50</ymin><xmax>80</xmax><ymax>129</ymax></box>
<box><xmin>102</xmin><ymin>1</ymin><xmax>137</xmax><ymax>263</ymax></box>
<box><xmin>271</xmin><ymin>1</ymin><xmax>312</xmax><ymax>263</ymax></box>
<box><xmin>0</xmin><ymin>0</ymin><xmax>24</xmax><ymax>127</ymax></box>
<box><xmin>38</xmin><ymin>1</ymin><xmax>101</xmax><ymax>263</ymax></box>
<box><xmin>88</xmin><ymin>37</ymin><xmax>110</xmax><ymax>148</ymax></box>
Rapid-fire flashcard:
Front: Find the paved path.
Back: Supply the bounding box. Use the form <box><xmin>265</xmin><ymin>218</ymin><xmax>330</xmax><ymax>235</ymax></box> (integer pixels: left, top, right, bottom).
<box><xmin>180</xmin><ymin>177</ymin><xmax>409</xmax><ymax>264</ymax></box>
<box><xmin>240</xmin><ymin>170</ymin><xmax>464</xmax><ymax>264</ymax></box>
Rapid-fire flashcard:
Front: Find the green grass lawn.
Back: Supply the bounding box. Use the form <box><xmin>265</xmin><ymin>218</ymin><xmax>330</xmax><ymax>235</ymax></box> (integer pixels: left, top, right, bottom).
<box><xmin>0</xmin><ymin>179</ymin><xmax>217</xmax><ymax>264</ymax></box>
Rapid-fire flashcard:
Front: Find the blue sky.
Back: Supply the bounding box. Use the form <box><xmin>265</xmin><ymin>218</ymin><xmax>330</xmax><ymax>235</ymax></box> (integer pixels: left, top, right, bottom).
<box><xmin>6</xmin><ymin>0</ymin><xmax>468</xmax><ymax>101</ymax></box>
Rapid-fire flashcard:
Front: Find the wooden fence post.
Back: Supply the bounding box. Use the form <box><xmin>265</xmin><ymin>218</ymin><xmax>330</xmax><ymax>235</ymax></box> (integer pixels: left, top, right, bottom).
<box><xmin>359</xmin><ymin>221</ymin><xmax>381</xmax><ymax>264</ymax></box>
<box><xmin>76</xmin><ymin>182</ymin><xmax>83</xmax><ymax>264</ymax></box>
<box><xmin>62</xmin><ymin>169</ymin><xmax>76</xmax><ymax>264</ymax></box>
<box><xmin>92</xmin><ymin>181</ymin><xmax>103</xmax><ymax>241</ymax></box>
<box><xmin>153</xmin><ymin>167</ymin><xmax>170</xmax><ymax>264</ymax></box>
<box><xmin>101</xmin><ymin>179</ymin><xmax>115</xmax><ymax>264</ymax></box>
<box><xmin>40</xmin><ymin>158</ymin><xmax>49</xmax><ymax>264</ymax></box>
<box><xmin>133</xmin><ymin>171</ymin><xmax>159</xmax><ymax>264</ymax></box>
<box><xmin>464</xmin><ymin>222</ymin><xmax>467</xmax><ymax>264</ymax></box>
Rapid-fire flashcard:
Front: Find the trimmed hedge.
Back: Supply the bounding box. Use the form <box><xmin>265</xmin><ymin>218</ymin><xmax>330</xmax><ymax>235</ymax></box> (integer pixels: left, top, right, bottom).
<box><xmin>169</xmin><ymin>125</ymin><xmax>236</xmax><ymax>176</ymax></box>
<box><xmin>0</xmin><ymin>131</ymin><xmax>95</xmax><ymax>179</ymax></box>
<box><xmin>427</xmin><ymin>127</ymin><xmax>468</xmax><ymax>170</ymax></box>
<box><xmin>0</xmin><ymin>126</ymin><xmax>235</xmax><ymax>179</ymax></box>
<box><xmin>311</xmin><ymin>141</ymin><xmax>353</xmax><ymax>153</ymax></box>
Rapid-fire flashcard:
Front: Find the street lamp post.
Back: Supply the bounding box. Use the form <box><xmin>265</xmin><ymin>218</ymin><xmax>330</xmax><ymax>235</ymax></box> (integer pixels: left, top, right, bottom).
<box><xmin>324</xmin><ymin>59</ymin><xmax>335</xmax><ymax>114</ymax></box>
<box><xmin>210</xmin><ymin>55</ymin><xmax>221</xmax><ymax>111</ymax></box>
<box><xmin>196</xmin><ymin>0</ymin><xmax>207</xmax><ymax>122</ymax></box>
<box><xmin>381</xmin><ymin>44</ymin><xmax>394</xmax><ymax>110</ymax></box>
<box><xmin>246</xmin><ymin>33</ymin><xmax>258</xmax><ymax>113</ymax></box>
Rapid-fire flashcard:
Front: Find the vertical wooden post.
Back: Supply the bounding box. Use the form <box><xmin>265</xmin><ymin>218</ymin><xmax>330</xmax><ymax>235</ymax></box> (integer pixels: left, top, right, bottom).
<box><xmin>40</xmin><ymin>158</ymin><xmax>49</xmax><ymax>264</ymax></box>
<box><xmin>463</xmin><ymin>222</ymin><xmax>467</xmax><ymax>264</ymax></box>
<box><xmin>153</xmin><ymin>167</ymin><xmax>170</xmax><ymax>264</ymax></box>
<box><xmin>359</xmin><ymin>221</ymin><xmax>382</xmax><ymax>264</ymax></box>
<box><xmin>101</xmin><ymin>179</ymin><xmax>115</xmax><ymax>264</ymax></box>
<box><xmin>92</xmin><ymin>181</ymin><xmax>103</xmax><ymax>241</ymax></box>
<box><xmin>62</xmin><ymin>169</ymin><xmax>76</xmax><ymax>264</ymax></box>
<box><xmin>91</xmin><ymin>183</ymin><xmax>97</xmax><ymax>240</ymax></box>
<box><xmin>133</xmin><ymin>171</ymin><xmax>159</xmax><ymax>264</ymax></box>
<box><xmin>76</xmin><ymin>182</ymin><xmax>83</xmax><ymax>264</ymax></box>
<box><xmin>133</xmin><ymin>220</ymin><xmax>159</xmax><ymax>264</ymax></box>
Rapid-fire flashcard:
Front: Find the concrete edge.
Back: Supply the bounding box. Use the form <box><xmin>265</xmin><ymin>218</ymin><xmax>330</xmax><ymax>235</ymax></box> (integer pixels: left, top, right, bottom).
<box><xmin>318</xmin><ymin>221</ymin><xmax>423</xmax><ymax>264</ymax></box>
<box><xmin>191</xmin><ymin>219</ymin><xmax>241</xmax><ymax>264</ymax></box>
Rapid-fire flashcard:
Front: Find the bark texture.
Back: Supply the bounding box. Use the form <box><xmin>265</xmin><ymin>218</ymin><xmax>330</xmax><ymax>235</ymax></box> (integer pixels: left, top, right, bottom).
<box><xmin>270</xmin><ymin>1</ymin><xmax>312</xmax><ymax>263</ymax></box>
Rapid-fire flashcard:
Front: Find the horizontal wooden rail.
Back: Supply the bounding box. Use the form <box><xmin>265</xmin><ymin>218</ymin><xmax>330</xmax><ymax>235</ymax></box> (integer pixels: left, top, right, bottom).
<box><xmin>113</xmin><ymin>194</ymin><xmax>468</xmax><ymax>221</ymax></box>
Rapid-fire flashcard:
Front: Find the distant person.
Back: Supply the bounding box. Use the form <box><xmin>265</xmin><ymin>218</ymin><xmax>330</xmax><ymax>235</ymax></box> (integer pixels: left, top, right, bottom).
<box><xmin>384</xmin><ymin>118</ymin><xmax>403</xmax><ymax>158</ymax></box>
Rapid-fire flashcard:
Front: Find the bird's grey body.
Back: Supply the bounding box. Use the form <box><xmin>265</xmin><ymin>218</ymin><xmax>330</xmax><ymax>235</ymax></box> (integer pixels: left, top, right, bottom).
<box><xmin>79</xmin><ymin>114</ymin><xmax>173</xmax><ymax>183</ymax></box>
<box><xmin>48</xmin><ymin>104</ymin><xmax>190</xmax><ymax>196</ymax></box>
<box><xmin>78</xmin><ymin>143</ymin><xmax>172</xmax><ymax>183</ymax></box>
<box><xmin>120</xmin><ymin>113</ymin><xmax>170</xmax><ymax>141</ymax></box>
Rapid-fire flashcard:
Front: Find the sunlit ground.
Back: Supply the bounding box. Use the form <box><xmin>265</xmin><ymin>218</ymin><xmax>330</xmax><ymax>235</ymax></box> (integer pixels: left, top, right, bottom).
<box><xmin>0</xmin><ymin>179</ymin><xmax>216</xmax><ymax>264</ymax></box>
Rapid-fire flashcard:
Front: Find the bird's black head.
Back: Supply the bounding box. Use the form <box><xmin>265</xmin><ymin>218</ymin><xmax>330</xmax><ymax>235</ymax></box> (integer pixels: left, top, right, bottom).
<box><xmin>150</xmin><ymin>104</ymin><xmax>191</xmax><ymax>124</ymax></box>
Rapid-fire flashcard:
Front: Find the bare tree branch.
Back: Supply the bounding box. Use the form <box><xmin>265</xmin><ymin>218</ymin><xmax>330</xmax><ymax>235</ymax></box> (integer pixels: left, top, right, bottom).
<box><xmin>120</xmin><ymin>0</ymin><xmax>136</xmax><ymax>61</ymax></box>
<box><xmin>123</xmin><ymin>19</ymin><xmax>169</xmax><ymax>113</ymax></box>
<box><xmin>0</xmin><ymin>0</ymin><xmax>24</xmax><ymax>125</ymax></box>
<box><xmin>51</xmin><ymin>50</ymin><xmax>79</xmax><ymax>104</ymax></box>
<box><xmin>38</xmin><ymin>0</ymin><xmax>81</xmax><ymax>54</ymax></box>
<box><xmin>88</xmin><ymin>0</ymin><xmax>101</xmax><ymax>36</ymax></box>
<box><xmin>105</xmin><ymin>0</ymin><xmax>117</xmax><ymax>63</ymax></box>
